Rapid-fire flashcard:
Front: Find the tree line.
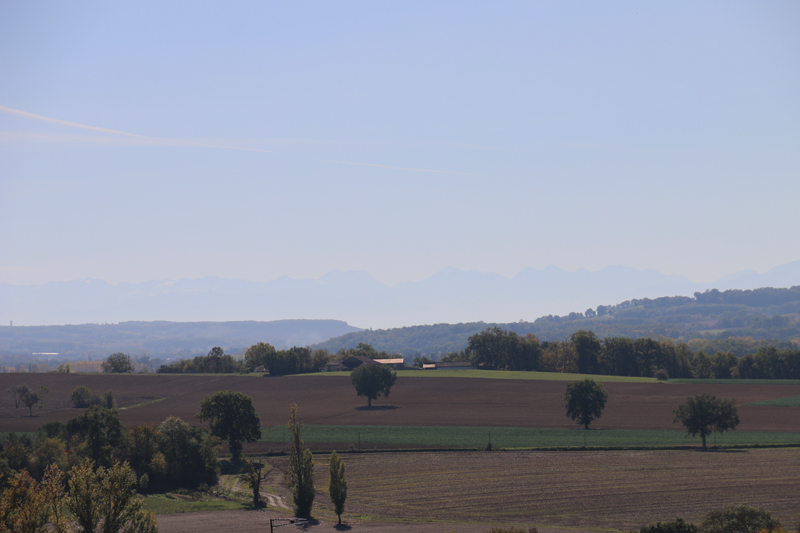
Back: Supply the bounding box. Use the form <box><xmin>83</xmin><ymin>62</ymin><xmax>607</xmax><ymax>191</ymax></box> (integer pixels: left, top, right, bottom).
<box><xmin>154</xmin><ymin>342</ymin><xmax>401</xmax><ymax>376</ymax></box>
<box><xmin>464</xmin><ymin>327</ymin><xmax>800</xmax><ymax>379</ymax></box>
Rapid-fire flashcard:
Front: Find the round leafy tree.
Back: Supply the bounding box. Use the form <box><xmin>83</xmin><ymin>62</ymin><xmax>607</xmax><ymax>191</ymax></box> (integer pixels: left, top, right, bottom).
<box><xmin>673</xmin><ymin>393</ymin><xmax>739</xmax><ymax>450</ymax></box>
<box><xmin>350</xmin><ymin>364</ymin><xmax>397</xmax><ymax>407</ymax></box>
<box><xmin>564</xmin><ymin>379</ymin><xmax>608</xmax><ymax>429</ymax></box>
<box><xmin>196</xmin><ymin>390</ymin><xmax>261</xmax><ymax>462</ymax></box>
<box><xmin>101</xmin><ymin>352</ymin><xmax>134</xmax><ymax>373</ymax></box>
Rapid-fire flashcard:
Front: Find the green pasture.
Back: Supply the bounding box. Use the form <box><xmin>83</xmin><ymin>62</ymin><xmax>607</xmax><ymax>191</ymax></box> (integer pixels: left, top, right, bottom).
<box><xmin>142</xmin><ymin>494</ymin><xmax>243</xmax><ymax>514</ymax></box>
<box><xmin>260</xmin><ymin>424</ymin><xmax>800</xmax><ymax>450</ymax></box>
<box><xmin>0</xmin><ymin>431</ymin><xmax>36</xmax><ymax>441</ymax></box>
<box><xmin>89</xmin><ymin>370</ymin><xmax>800</xmax><ymax>384</ymax></box>
<box><xmin>303</xmin><ymin>369</ymin><xmax>659</xmax><ymax>382</ymax></box>
<box><xmin>746</xmin><ymin>395</ymin><xmax>800</xmax><ymax>407</ymax></box>
<box><xmin>671</xmin><ymin>378</ymin><xmax>800</xmax><ymax>385</ymax></box>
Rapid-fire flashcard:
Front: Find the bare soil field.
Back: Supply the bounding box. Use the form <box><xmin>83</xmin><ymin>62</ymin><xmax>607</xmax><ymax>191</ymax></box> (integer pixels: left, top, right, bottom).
<box><xmin>324</xmin><ymin>448</ymin><xmax>800</xmax><ymax>530</ymax></box>
<box><xmin>1</xmin><ymin>374</ymin><xmax>799</xmax><ymax>435</ymax></box>
<box><xmin>160</xmin><ymin>448</ymin><xmax>800</xmax><ymax>533</ymax></box>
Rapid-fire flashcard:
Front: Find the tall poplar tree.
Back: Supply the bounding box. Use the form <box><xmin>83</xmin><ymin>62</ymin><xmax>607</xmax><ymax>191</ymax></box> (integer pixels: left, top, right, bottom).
<box><xmin>328</xmin><ymin>451</ymin><xmax>347</xmax><ymax>525</ymax></box>
<box><xmin>287</xmin><ymin>403</ymin><xmax>315</xmax><ymax>517</ymax></box>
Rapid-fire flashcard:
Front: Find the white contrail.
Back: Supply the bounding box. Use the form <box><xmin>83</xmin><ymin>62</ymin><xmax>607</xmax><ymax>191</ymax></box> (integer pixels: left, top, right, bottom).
<box><xmin>1</xmin><ymin>105</ymin><xmax>481</xmax><ymax>174</ymax></box>
<box><xmin>324</xmin><ymin>159</ymin><xmax>479</xmax><ymax>176</ymax></box>
<box><xmin>0</xmin><ymin>105</ymin><xmax>274</xmax><ymax>153</ymax></box>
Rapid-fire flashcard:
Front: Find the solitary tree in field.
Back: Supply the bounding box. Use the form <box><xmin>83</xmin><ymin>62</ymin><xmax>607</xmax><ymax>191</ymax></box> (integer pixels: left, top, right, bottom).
<box><xmin>197</xmin><ymin>390</ymin><xmax>261</xmax><ymax>463</ymax></box>
<box><xmin>673</xmin><ymin>393</ymin><xmax>739</xmax><ymax>450</ymax></box>
<box><xmin>564</xmin><ymin>379</ymin><xmax>608</xmax><ymax>429</ymax></box>
<box><xmin>351</xmin><ymin>364</ymin><xmax>397</xmax><ymax>407</ymax></box>
<box><xmin>21</xmin><ymin>389</ymin><xmax>40</xmax><ymax>417</ymax></box>
<box><xmin>7</xmin><ymin>384</ymin><xmax>29</xmax><ymax>409</ymax></box>
<box><xmin>102</xmin><ymin>352</ymin><xmax>135</xmax><ymax>373</ymax></box>
<box><xmin>287</xmin><ymin>403</ymin><xmax>315</xmax><ymax>518</ymax></box>
<box><xmin>328</xmin><ymin>451</ymin><xmax>347</xmax><ymax>524</ymax></box>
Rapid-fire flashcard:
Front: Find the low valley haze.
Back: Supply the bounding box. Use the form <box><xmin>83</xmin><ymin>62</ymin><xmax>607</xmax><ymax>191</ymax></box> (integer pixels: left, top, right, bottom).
<box><xmin>1</xmin><ymin>2</ymin><xmax>799</xmax><ymax>326</ymax></box>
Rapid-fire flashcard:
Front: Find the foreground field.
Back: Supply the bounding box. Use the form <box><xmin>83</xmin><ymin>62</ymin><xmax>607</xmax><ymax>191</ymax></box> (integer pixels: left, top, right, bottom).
<box><xmin>2</xmin><ymin>374</ymin><xmax>800</xmax><ymax>439</ymax></box>
<box><xmin>159</xmin><ymin>448</ymin><xmax>800</xmax><ymax>532</ymax></box>
<box><xmin>302</xmin><ymin>448</ymin><xmax>800</xmax><ymax>530</ymax></box>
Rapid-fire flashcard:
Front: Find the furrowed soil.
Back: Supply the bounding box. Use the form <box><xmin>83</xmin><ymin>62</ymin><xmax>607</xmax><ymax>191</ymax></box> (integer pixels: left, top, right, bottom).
<box><xmin>2</xmin><ymin>374</ymin><xmax>799</xmax><ymax>436</ymax></box>
<box><xmin>158</xmin><ymin>448</ymin><xmax>800</xmax><ymax>533</ymax></box>
<box><xmin>328</xmin><ymin>448</ymin><xmax>800</xmax><ymax>529</ymax></box>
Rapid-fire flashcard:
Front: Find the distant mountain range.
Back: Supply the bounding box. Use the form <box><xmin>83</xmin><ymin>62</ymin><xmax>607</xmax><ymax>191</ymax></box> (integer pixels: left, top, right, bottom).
<box><xmin>1</xmin><ymin>260</ymin><xmax>799</xmax><ymax>329</ymax></box>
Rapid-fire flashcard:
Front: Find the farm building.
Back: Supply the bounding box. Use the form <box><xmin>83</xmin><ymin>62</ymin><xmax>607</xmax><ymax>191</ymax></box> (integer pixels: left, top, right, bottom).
<box><xmin>375</xmin><ymin>358</ymin><xmax>405</xmax><ymax>369</ymax></box>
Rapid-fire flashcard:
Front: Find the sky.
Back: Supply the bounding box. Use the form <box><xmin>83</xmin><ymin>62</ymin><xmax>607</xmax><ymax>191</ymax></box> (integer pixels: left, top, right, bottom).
<box><xmin>1</xmin><ymin>1</ymin><xmax>799</xmax><ymax>288</ymax></box>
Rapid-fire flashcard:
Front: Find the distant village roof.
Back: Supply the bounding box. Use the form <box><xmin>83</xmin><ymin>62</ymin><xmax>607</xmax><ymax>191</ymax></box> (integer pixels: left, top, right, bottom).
<box><xmin>422</xmin><ymin>363</ymin><xmax>436</xmax><ymax>369</ymax></box>
<box><xmin>375</xmin><ymin>358</ymin><xmax>404</xmax><ymax>365</ymax></box>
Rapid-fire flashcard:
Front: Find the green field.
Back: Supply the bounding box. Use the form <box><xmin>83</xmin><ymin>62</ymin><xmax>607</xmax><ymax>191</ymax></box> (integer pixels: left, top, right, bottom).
<box><xmin>82</xmin><ymin>370</ymin><xmax>800</xmax><ymax>384</ymax></box>
<box><xmin>304</xmin><ymin>369</ymin><xmax>659</xmax><ymax>382</ymax></box>
<box><xmin>672</xmin><ymin>378</ymin><xmax>800</xmax><ymax>385</ymax></box>
<box><xmin>746</xmin><ymin>395</ymin><xmax>800</xmax><ymax>407</ymax></box>
<box><xmin>260</xmin><ymin>424</ymin><xmax>800</xmax><ymax>450</ymax></box>
<box><xmin>142</xmin><ymin>494</ymin><xmax>244</xmax><ymax>514</ymax></box>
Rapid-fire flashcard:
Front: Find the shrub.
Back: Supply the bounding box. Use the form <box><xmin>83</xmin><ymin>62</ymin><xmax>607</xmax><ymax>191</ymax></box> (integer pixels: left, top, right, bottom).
<box><xmin>701</xmin><ymin>505</ymin><xmax>780</xmax><ymax>533</ymax></box>
<box><xmin>639</xmin><ymin>519</ymin><xmax>699</xmax><ymax>533</ymax></box>
<box><xmin>70</xmin><ymin>386</ymin><xmax>94</xmax><ymax>408</ymax></box>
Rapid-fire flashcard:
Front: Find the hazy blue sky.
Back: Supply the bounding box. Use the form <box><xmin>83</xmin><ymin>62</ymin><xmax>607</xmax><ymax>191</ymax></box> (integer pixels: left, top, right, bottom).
<box><xmin>2</xmin><ymin>1</ymin><xmax>799</xmax><ymax>287</ymax></box>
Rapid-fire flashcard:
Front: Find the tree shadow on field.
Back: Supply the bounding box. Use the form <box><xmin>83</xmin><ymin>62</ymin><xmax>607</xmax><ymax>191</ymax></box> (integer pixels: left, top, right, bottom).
<box><xmin>334</xmin><ymin>524</ymin><xmax>352</xmax><ymax>531</ymax></box>
<box><xmin>354</xmin><ymin>405</ymin><xmax>398</xmax><ymax>411</ymax></box>
<box><xmin>298</xmin><ymin>518</ymin><xmax>320</xmax><ymax>530</ymax></box>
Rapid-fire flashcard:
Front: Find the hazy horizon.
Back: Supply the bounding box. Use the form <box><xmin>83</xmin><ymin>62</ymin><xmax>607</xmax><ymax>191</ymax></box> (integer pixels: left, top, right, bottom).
<box><xmin>3</xmin><ymin>259</ymin><xmax>798</xmax><ymax>329</ymax></box>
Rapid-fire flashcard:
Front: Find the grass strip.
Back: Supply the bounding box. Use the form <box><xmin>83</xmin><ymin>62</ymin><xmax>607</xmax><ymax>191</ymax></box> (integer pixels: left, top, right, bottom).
<box><xmin>119</xmin><ymin>397</ymin><xmax>166</xmax><ymax>410</ymax></box>
<box><xmin>0</xmin><ymin>431</ymin><xmax>37</xmax><ymax>440</ymax></box>
<box><xmin>260</xmin><ymin>425</ymin><xmax>800</xmax><ymax>449</ymax></box>
<box><xmin>671</xmin><ymin>378</ymin><xmax>800</xmax><ymax>385</ymax></box>
<box><xmin>746</xmin><ymin>395</ymin><xmax>800</xmax><ymax>407</ymax></box>
<box><xmin>142</xmin><ymin>495</ymin><xmax>244</xmax><ymax>514</ymax></box>
<box><xmin>301</xmin><ymin>369</ymin><xmax>659</xmax><ymax>382</ymax></box>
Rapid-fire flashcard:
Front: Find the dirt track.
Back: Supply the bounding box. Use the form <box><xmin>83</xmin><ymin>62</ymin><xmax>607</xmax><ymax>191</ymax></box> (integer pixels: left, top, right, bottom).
<box><xmin>1</xmin><ymin>374</ymin><xmax>799</xmax><ymax>434</ymax></box>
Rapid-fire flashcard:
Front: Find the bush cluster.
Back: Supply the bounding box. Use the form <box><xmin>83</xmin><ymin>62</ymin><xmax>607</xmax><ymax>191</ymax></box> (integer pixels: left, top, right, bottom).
<box><xmin>1</xmin><ymin>406</ymin><xmax>219</xmax><ymax>492</ymax></box>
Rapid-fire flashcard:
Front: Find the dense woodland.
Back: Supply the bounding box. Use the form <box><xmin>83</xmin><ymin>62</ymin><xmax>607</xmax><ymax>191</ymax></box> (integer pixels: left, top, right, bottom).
<box><xmin>461</xmin><ymin>327</ymin><xmax>800</xmax><ymax>380</ymax></box>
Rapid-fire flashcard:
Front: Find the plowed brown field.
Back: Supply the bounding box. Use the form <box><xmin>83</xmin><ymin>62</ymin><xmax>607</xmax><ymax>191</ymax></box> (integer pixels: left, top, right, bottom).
<box><xmin>329</xmin><ymin>448</ymin><xmax>800</xmax><ymax>530</ymax></box>
<box><xmin>2</xmin><ymin>374</ymin><xmax>799</xmax><ymax>434</ymax></box>
<box><xmin>159</xmin><ymin>448</ymin><xmax>800</xmax><ymax>533</ymax></box>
